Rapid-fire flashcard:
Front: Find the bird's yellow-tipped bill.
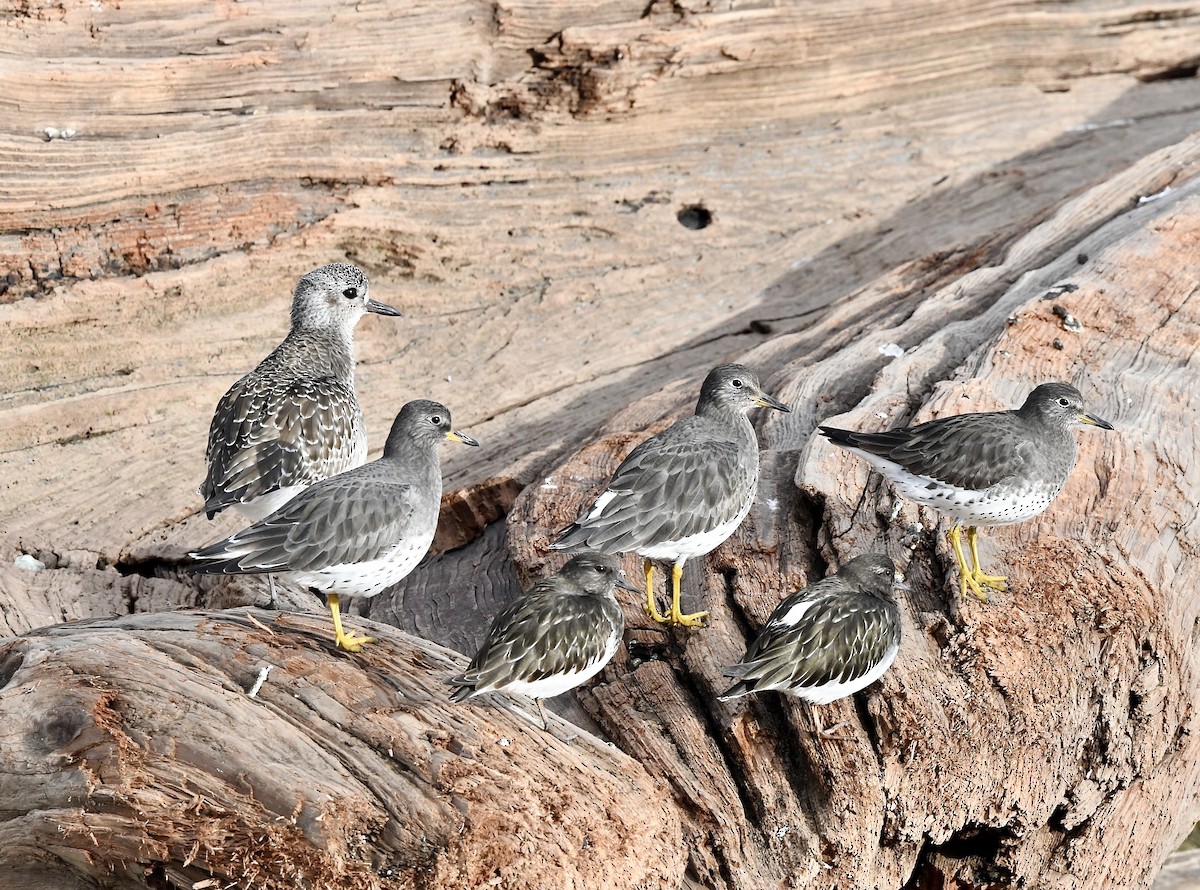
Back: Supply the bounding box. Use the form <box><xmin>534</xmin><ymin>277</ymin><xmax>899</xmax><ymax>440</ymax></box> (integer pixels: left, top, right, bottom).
<box><xmin>1078</xmin><ymin>411</ymin><xmax>1114</xmax><ymax>430</ymax></box>
<box><xmin>753</xmin><ymin>391</ymin><xmax>791</xmax><ymax>412</ymax></box>
<box><xmin>446</xmin><ymin>429</ymin><xmax>480</xmax><ymax>446</ymax></box>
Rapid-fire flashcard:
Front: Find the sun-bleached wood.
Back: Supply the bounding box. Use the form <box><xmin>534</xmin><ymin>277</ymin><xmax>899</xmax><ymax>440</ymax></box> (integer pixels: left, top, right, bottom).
<box><xmin>3</xmin><ymin>0</ymin><xmax>1200</xmax><ymax>887</ymax></box>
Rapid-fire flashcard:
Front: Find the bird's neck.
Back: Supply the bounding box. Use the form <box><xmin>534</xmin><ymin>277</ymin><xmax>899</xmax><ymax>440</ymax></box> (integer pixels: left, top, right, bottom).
<box><xmin>282</xmin><ymin>326</ymin><xmax>356</xmax><ymax>380</ymax></box>
<box><xmin>697</xmin><ymin>401</ymin><xmax>748</xmax><ymax>425</ymax></box>
<box><xmin>699</xmin><ymin>404</ymin><xmax>757</xmax><ymax>446</ymax></box>
<box><xmin>381</xmin><ymin>439</ymin><xmax>441</xmax><ymax>486</ymax></box>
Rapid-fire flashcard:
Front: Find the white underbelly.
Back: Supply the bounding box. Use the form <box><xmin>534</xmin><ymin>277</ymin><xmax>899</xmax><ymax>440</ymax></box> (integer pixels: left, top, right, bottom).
<box><xmin>859</xmin><ymin>451</ymin><xmax>1062</xmax><ymax>527</ymax></box>
<box><xmin>637</xmin><ymin>491</ymin><xmax>755</xmax><ymax>562</ymax></box>
<box><xmin>793</xmin><ymin>639</ymin><xmax>900</xmax><ymax>705</ymax></box>
<box><xmin>495</xmin><ymin>633</ymin><xmax>621</xmax><ymax>699</ymax></box>
<box><xmin>234</xmin><ymin>485</ymin><xmax>307</xmax><ymax>523</ymax></box>
<box><xmin>283</xmin><ymin>532</ymin><xmax>433</xmax><ymax>598</ymax></box>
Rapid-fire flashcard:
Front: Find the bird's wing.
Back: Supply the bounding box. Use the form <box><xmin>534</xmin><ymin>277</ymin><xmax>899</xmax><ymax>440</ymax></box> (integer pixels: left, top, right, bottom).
<box><xmin>451</xmin><ymin>588</ymin><xmax>621</xmax><ymax>692</ymax></box>
<box><xmin>557</xmin><ymin>422</ymin><xmax>749</xmax><ymax>551</ymax></box>
<box><xmin>822</xmin><ymin>412</ymin><xmax>1037</xmax><ymax>491</ymax></box>
<box><xmin>202</xmin><ymin>372</ymin><xmax>362</xmax><ymax>516</ymax></box>
<box><xmin>191</xmin><ymin>474</ymin><xmax>421</xmax><ymax>573</ymax></box>
<box><xmin>725</xmin><ymin>585</ymin><xmax>896</xmax><ymax>690</ymax></box>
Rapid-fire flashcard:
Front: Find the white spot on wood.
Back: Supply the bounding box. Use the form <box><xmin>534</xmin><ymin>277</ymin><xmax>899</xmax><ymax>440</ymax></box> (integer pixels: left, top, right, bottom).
<box><xmin>879</xmin><ymin>342</ymin><xmax>904</xmax><ymax>359</ymax></box>
<box><xmin>14</xmin><ymin>554</ymin><xmax>44</xmax><ymax>572</ymax></box>
<box><xmin>1066</xmin><ymin>118</ymin><xmax>1134</xmax><ymax>132</ymax></box>
<box><xmin>247</xmin><ymin>664</ymin><xmax>272</xmax><ymax>698</ymax></box>
<box><xmin>1138</xmin><ymin>186</ymin><xmax>1173</xmax><ymax>205</ymax></box>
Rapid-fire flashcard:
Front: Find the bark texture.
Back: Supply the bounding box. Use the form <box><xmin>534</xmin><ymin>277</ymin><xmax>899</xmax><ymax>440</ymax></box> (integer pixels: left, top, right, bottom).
<box><xmin>3</xmin><ymin>1</ymin><xmax>1200</xmax><ymax>888</ymax></box>
<box><xmin>509</xmin><ymin>130</ymin><xmax>1200</xmax><ymax>888</ymax></box>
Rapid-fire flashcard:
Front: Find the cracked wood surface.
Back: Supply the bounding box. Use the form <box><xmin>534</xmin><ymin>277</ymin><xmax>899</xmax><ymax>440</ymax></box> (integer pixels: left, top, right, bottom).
<box><xmin>507</xmin><ymin>133</ymin><xmax>1200</xmax><ymax>888</ymax></box>
<box><xmin>0</xmin><ymin>610</ymin><xmax>683</xmax><ymax>890</ymax></box>
<box><xmin>3</xmin><ymin>1</ymin><xmax>1200</xmax><ymax>888</ymax></box>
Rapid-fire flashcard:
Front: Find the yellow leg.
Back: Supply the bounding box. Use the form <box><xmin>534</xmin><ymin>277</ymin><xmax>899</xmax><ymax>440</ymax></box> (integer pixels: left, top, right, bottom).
<box><xmin>667</xmin><ymin>562</ymin><xmax>709</xmax><ymax>628</ymax></box>
<box><xmin>947</xmin><ymin>525</ymin><xmax>988</xmax><ymax>601</ymax></box>
<box><xmin>643</xmin><ymin>560</ymin><xmax>669</xmax><ymax>623</ymax></box>
<box><xmin>966</xmin><ymin>526</ymin><xmax>1008</xmax><ymax>591</ymax></box>
<box><xmin>328</xmin><ymin>593</ymin><xmax>375</xmax><ymax>653</ymax></box>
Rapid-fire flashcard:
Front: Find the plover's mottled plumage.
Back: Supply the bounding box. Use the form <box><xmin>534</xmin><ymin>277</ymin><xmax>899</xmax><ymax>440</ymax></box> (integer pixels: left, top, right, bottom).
<box><xmin>191</xmin><ymin>400</ymin><xmax>477</xmax><ymax>652</ymax></box>
<box><xmin>449</xmin><ymin>550</ymin><xmax>633</xmax><ymax>728</ymax></box>
<box><xmin>719</xmin><ymin>553</ymin><xmax>903</xmax><ymax>721</ymax></box>
<box><xmin>819</xmin><ymin>382</ymin><xmax>1114</xmax><ymax>599</ymax></box>
<box><xmin>553</xmin><ymin>364</ymin><xmax>790</xmax><ymax>627</ymax></box>
<box><xmin>200</xmin><ymin>261</ymin><xmax>400</xmax><ymax>524</ymax></box>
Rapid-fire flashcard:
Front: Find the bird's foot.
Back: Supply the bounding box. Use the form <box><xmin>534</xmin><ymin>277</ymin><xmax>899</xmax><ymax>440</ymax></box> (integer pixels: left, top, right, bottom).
<box><xmin>335</xmin><ymin>629</ymin><xmax>376</xmax><ymax>653</ymax></box>
<box><xmin>971</xmin><ymin>569</ymin><xmax>1008</xmax><ymax>592</ymax></box>
<box><xmin>958</xmin><ymin>572</ymin><xmax>989</xmax><ymax>602</ymax></box>
<box><xmin>817</xmin><ymin>720</ymin><xmax>851</xmax><ymax>741</ymax></box>
<box><xmin>643</xmin><ymin>596</ymin><xmax>671</xmax><ymax>624</ymax></box>
<box><xmin>666</xmin><ymin>603</ymin><xmax>709</xmax><ymax>628</ymax></box>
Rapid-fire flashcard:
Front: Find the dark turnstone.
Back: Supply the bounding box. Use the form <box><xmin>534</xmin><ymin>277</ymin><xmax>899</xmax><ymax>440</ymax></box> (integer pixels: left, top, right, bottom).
<box><xmin>449</xmin><ymin>550</ymin><xmax>634</xmax><ymax>728</ymax></box>
<box><xmin>819</xmin><ymin>382</ymin><xmax>1114</xmax><ymax>600</ymax></box>
<box><xmin>552</xmin><ymin>364</ymin><xmax>789</xmax><ymax>627</ymax></box>
<box><xmin>720</xmin><ymin>553</ymin><xmax>904</xmax><ymax>735</ymax></box>
<box><xmin>190</xmin><ymin>400</ymin><xmax>477</xmax><ymax>651</ymax></box>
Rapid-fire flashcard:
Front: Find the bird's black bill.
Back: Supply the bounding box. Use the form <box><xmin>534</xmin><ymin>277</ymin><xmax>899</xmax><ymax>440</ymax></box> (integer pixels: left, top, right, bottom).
<box><xmin>1079</xmin><ymin>411</ymin><xmax>1114</xmax><ymax>431</ymax></box>
<box><xmin>447</xmin><ymin>429</ymin><xmax>480</xmax><ymax>447</ymax></box>
<box><xmin>366</xmin><ymin>299</ymin><xmax>402</xmax><ymax>317</ymax></box>
<box><xmin>754</xmin><ymin>391</ymin><xmax>791</xmax><ymax>412</ymax></box>
<box><xmin>615</xmin><ymin>577</ymin><xmax>641</xmax><ymax>594</ymax></box>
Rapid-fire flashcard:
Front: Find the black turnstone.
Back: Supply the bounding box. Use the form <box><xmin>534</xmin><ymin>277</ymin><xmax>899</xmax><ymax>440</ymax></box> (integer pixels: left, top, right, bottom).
<box><xmin>720</xmin><ymin>553</ymin><xmax>904</xmax><ymax>735</ymax></box>
<box><xmin>449</xmin><ymin>550</ymin><xmax>634</xmax><ymax>728</ymax></box>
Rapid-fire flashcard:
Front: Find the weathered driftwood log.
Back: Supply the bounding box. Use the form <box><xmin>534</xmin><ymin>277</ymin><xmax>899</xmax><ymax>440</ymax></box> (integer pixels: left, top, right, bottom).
<box><xmin>0</xmin><ymin>610</ymin><xmax>683</xmax><ymax>890</ymax></box>
<box><xmin>505</xmin><ymin>133</ymin><xmax>1200</xmax><ymax>888</ymax></box>
<box><xmin>4</xmin><ymin>0</ymin><xmax>1200</xmax><ymax>888</ymax></box>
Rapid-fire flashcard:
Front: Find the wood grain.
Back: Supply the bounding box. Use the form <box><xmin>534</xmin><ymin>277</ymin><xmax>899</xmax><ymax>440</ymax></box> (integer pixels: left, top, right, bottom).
<box><xmin>0</xmin><ymin>609</ymin><xmax>683</xmax><ymax>890</ymax></box>
<box><xmin>508</xmin><ymin>132</ymin><xmax>1200</xmax><ymax>888</ymax></box>
<box><xmin>3</xmin><ymin>0</ymin><xmax>1200</xmax><ymax>887</ymax></box>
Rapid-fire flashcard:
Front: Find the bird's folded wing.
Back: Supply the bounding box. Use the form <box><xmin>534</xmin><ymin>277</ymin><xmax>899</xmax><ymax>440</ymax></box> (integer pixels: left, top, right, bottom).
<box><xmin>194</xmin><ymin>476</ymin><xmax>418</xmax><ymax>572</ymax></box>
<box><xmin>569</xmin><ymin>435</ymin><xmax>747</xmax><ymax>548</ymax></box>
<box><xmin>838</xmin><ymin>413</ymin><xmax>1038</xmax><ymax>491</ymax></box>
<box><xmin>202</xmin><ymin>374</ymin><xmax>360</xmax><ymax>513</ymax></box>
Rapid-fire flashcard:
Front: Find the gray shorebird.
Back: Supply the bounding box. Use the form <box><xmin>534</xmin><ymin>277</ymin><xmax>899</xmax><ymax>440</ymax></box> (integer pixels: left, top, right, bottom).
<box><xmin>553</xmin><ymin>364</ymin><xmax>790</xmax><ymax>627</ymax></box>
<box><xmin>200</xmin><ymin>262</ymin><xmax>399</xmax><ymax>605</ymax></box>
<box><xmin>449</xmin><ymin>550</ymin><xmax>635</xmax><ymax>728</ymax></box>
<box><xmin>719</xmin><ymin>553</ymin><xmax>904</xmax><ymax>735</ymax></box>
<box><xmin>201</xmin><ymin>262</ymin><xmax>400</xmax><ymax>521</ymax></box>
<box><xmin>819</xmin><ymin>382</ymin><xmax>1114</xmax><ymax>600</ymax></box>
<box><xmin>190</xmin><ymin>400</ymin><xmax>477</xmax><ymax>652</ymax></box>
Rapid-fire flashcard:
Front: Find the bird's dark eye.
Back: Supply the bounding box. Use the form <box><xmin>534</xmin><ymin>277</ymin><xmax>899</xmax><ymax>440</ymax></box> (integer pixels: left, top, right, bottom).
<box><xmin>731</xmin><ymin>379</ymin><xmax>744</xmax><ymax>388</ymax></box>
<box><xmin>1057</xmin><ymin>397</ymin><xmax>1070</xmax><ymax>407</ymax></box>
<box><xmin>430</xmin><ymin>415</ymin><xmax>443</xmax><ymax>425</ymax></box>
<box><xmin>594</xmin><ymin>565</ymin><xmax>607</xmax><ymax>573</ymax></box>
<box><xmin>343</xmin><ymin>287</ymin><xmax>358</xmax><ymax>299</ymax></box>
